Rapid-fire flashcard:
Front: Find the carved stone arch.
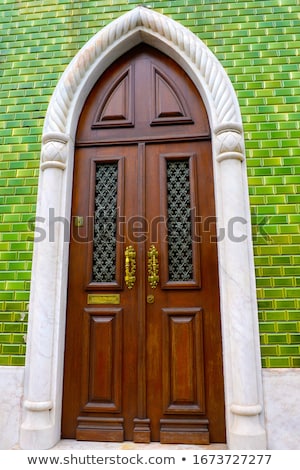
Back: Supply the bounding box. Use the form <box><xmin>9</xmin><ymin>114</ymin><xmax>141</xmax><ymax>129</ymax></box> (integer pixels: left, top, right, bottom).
<box><xmin>20</xmin><ymin>6</ymin><xmax>266</xmax><ymax>450</ymax></box>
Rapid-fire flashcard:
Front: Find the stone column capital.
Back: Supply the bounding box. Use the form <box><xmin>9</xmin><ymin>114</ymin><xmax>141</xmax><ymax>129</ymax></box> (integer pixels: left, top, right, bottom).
<box><xmin>41</xmin><ymin>133</ymin><xmax>69</xmax><ymax>171</ymax></box>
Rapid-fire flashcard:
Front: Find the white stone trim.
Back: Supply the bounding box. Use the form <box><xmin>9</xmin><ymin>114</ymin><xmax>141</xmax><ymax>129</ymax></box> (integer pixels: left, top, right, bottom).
<box><xmin>20</xmin><ymin>6</ymin><xmax>266</xmax><ymax>449</ymax></box>
<box><xmin>0</xmin><ymin>367</ymin><xmax>24</xmax><ymax>450</ymax></box>
<box><xmin>262</xmin><ymin>369</ymin><xmax>300</xmax><ymax>449</ymax></box>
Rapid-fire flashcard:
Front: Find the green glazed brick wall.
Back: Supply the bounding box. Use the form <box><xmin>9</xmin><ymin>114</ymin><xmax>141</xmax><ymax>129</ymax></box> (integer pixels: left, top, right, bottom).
<box><xmin>0</xmin><ymin>0</ymin><xmax>299</xmax><ymax>367</ymax></box>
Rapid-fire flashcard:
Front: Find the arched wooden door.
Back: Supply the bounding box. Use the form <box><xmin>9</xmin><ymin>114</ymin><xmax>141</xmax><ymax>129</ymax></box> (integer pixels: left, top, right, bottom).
<box><xmin>62</xmin><ymin>45</ymin><xmax>225</xmax><ymax>444</ymax></box>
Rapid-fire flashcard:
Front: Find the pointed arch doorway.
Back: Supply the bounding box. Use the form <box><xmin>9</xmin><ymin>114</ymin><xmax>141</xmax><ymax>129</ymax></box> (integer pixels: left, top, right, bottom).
<box><xmin>61</xmin><ymin>45</ymin><xmax>225</xmax><ymax>444</ymax></box>
<box><xmin>20</xmin><ymin>7</ymin><xmax>266</xmax><ymax>450</ymax></box>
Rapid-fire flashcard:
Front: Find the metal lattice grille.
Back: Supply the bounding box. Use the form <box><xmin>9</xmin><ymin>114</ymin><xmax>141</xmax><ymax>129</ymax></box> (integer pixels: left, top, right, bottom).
<box><xmin>92</xmin><ymin>162</ymin><xmax>118</xmax><ymax>283</ymax></box>
<box><xmin>167</xmin><ymin>160</ymin><xmax>193</xmax><ymax>282</ymax></box>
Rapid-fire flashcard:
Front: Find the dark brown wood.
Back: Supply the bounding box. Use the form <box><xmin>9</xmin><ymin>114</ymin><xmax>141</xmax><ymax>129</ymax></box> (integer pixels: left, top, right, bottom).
<box><xmin>62</xmin><ymin>45</ymin><xmax>225</xmax><ymax>444</ymax></box>
<box><xmin>76</xmin><ymin>417</ymin><xmax>124</xmax><ymax>442</ymax></box>
<box><xmin>76</xmin><ymin>45</ymin><xmax>210</xmax><ymax>144</ymax></box>
<box><xmin>144</xmin><ymin>141</ymin><xmax>224</xmax><ymax>443</ymax></box>
<box><xmin>160</xmin><ymin>419</ymin><xmax>209</xmax><ymax>445</ymax></box>
<box><xmin>133</xmin><ymin>142</ymin><xmax>151</xmax><ymax>443</ymax></box>
<box><xmin>162</xmin><ymin>308</ymin><xmax>205</xmax><ymax>414</ymax></box>
<box><xmin>92</xmin><ymin>68</ymin><xmax>134</xmax><ymax>128</ymax></box>
<box><xmin>81</xmin><ymin>309</ymin><xmax>122</xmax><ymax>413</ymax></box>
<box><xmin>62</xmin><ymin>145</ymin><xmax>139</xmax><ymax>441</ymax></box>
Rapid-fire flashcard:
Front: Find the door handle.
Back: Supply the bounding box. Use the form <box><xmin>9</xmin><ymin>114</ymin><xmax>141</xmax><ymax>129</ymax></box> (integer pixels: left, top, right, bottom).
<box><xmin>125</xmin><ymin>245</ymin><xmax>136</xmax><ymax>289</ymax></box>
<box><xmin>147</xmin><ymin>245</ymin><xmax>159</xmax><ymax>289</ymax></box>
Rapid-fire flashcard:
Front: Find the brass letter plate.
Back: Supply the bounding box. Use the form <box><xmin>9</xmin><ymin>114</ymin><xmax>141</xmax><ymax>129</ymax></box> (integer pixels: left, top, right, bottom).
<box><xmin>87</xmin><ymin>294</ymin><xmax>120</xmax><ymax>305</ymax></box>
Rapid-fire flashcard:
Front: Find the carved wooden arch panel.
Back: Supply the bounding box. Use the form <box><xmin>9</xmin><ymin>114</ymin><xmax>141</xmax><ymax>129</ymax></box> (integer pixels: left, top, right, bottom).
<box><xmin>76</xmin><ymin>44</ymin><xmax>210</xmax><ymax>144</ymax></box>
<box><xmin>93</xmin><ymin>68</ymin><xmax>134</xmax><ymax>128</ymax></box>
<box><xmin>90</xmin><ymin>62</ymin><xmax>194</xmax><ymax>130</ymax></box>
<box><xmin>151</xmin><ymin>65</ymin><xmax>194</xmax><ymax>125</ymax></box>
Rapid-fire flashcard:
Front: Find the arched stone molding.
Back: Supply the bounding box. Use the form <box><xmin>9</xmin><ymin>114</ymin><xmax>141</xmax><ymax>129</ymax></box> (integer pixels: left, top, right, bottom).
<box><xmin>20</xmin><ymin>6</ymin><xmax>266</xmax><ymax>450</ymax></box>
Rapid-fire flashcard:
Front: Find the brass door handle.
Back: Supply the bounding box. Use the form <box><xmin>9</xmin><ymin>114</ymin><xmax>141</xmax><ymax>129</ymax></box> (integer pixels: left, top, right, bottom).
<box><xmin>125</xmin><ymin>245</ymin><xmax>136</xmax><ymax>289</ymax></box>
<box><xmin>147</xmin><ymin>245</ymin><xmax>159</xmax><ymax>289</ymax></box>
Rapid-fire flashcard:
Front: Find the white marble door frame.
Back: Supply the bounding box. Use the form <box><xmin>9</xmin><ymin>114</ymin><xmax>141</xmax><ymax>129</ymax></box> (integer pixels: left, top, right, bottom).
<box><xmin>20</xmin><ymin>6</ymin><xmax>266</xmax><ymax>449</ymax></box>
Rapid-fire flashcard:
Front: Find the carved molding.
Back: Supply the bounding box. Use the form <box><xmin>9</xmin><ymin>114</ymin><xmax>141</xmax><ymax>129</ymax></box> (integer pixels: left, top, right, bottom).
<box><xmin>231</xmin><ymin>404</ymin><xmax>263</xmax><ymax>417</ymax></box>
<box><xmin>44</xmin><ymin>6</ymin><xmax>240</xmax><ymax>138</ymax></box>
<box><xmin>23</xmin><ymin>400</ymin><xmax>53</xmax><ymax>412</ymax></box>
<box><xmin>41</xmin><ymin>133</ymin><xmax>69</xmax><ymax>170</ymax></box>
<box><xmin>215</xmin><ymin>124</ymin><xmax>245</xmax><ymax>163</ymax></box>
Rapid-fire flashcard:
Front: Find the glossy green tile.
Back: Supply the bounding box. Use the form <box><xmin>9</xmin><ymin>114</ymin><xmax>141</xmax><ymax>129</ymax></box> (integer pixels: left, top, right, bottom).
<box><xmin>1</xmin><ymin>0</ymin><xmax>300</xmax><ymax>367</ymax></box>
<box><xmin>259</xmin><ymin>323</ymin><xmax>276</xmax><ymax>333</ymax></box>
<box><xmin>268</xmin><ymin>357</ymin><xmax>291</xmax><ymax>367</ymax></box>
<box><xmin>289</xmin><ymin>333</ymin><xmax>300</xmax><ymax>344</ymax></box>
<box><xmin>277</xmin><ymin>322</ymin><xmax>299</xmax><ymax>333</ymax></box>
<box><xmin>291</xmin><ymin>357</ymin><xmax>300</xmax><ymax>367</ymax></box>
<box><xmin>279</xmin><ymin>344</ymin><xmax>300</xmax><ymax>356</ymax></box>
<box><xmin>260</xmin><ymin>345</ymin><xmax>278</xmax><ymax>357</ymax></box>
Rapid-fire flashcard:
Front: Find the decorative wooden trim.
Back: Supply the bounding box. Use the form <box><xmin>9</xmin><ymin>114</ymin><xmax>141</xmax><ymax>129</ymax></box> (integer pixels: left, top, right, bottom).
<box><xmin>160</xmin><ymin>418</ymin><xmax>209</xmax><ymax>445</ymax></box>
<box><xmin>76</xmin><ymin>417</ymin><xmax>124</xmax><ymax>442</ymax></box>
<box><xmin>92</xmin><ymin>67</ymin><xmax>134</xmax><ymax>129</ymax></box>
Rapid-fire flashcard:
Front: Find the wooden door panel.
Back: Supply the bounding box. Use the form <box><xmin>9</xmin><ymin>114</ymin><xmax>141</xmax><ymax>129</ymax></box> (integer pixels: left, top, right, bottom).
<box><xmin>150</xmin><ymin>65</ymin><xmax>194</xmax><ymax>126</ymax></box>
<box><xmin>62</xmin><ymin>144</ymin><xmax>139</xmax><ymax>442</ymax></box>
<box><xmin>162</xmin><ymin>308</ymin><xmax>205</xmax><ymax>415</ymax></box>
<box><xmin>159</xmin><ymin>306</ymin><xmax>210</xmax><ymax>444</ymax></box>
<box><xmin>145</xmin><ymin>140</ymin><xmax>224</xmax><ymax>444</ymax></box>
<box><xmin>92</xmin><ymin>67</ymin><xmax>134</xmax><ymax>129</ymax></box>
<box><xmin>81</xmin><ymin>308</ymin><xmax>123</xmax><ymax>413</ymax></box>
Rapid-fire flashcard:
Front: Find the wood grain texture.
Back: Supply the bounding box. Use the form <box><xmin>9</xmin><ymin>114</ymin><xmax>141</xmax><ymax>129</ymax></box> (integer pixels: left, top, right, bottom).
<box><xmin>62</xmin><ymin>45</ymin><xmax>225</xmax><ymax>444</ymax></box>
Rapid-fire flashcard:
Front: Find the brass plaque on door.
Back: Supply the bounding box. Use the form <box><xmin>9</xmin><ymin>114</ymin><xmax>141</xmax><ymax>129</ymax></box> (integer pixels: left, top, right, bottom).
<box><xmin>87</xmin><ymin>294</ymin><xmax>120</xmax><ymax>305</ymax></box>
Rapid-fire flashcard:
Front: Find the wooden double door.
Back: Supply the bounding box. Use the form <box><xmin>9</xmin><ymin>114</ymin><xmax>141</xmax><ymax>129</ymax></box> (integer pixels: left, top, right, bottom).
<box><xmin>62</xmin><ymin>45</ymin><xmax>225</xmax><ymax>444</ymax></box>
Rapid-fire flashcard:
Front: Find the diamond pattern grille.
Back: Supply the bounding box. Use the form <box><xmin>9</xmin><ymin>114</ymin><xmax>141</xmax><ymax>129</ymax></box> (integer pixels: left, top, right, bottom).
<box><xmin>92</xmin><ymin>162</ymin><xmax>118</xmax><ymax>283</ymax></box>
<box><xmin>167</xmin><ymin>160</ymin><xmax>193</xmax><ymax>282</ymax></box>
